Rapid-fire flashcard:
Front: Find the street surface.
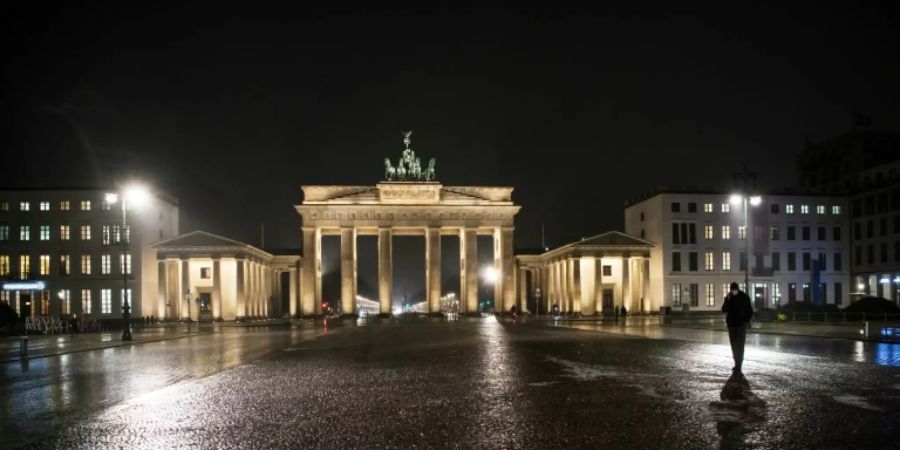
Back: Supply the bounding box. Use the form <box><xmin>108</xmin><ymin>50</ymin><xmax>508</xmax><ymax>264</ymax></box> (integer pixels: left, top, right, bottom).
<box><xmin>3</xmin><ymin>317</ymin><xmax>899</xmax><ymax>449</ymax></box>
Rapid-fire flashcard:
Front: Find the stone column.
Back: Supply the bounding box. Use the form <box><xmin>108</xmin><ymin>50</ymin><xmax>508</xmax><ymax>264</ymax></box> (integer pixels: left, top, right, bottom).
<box><xmin>642</xmin><ymin>257</ymin><xmax>650</xmax><ymax>313</ymax></box>
<box><xmin>181</xmin><ymin>259</ymin><xmax>190</xmax><ymax>320</ymax></box>
<box><xmin>498</xmin><ymin>228</ymin><xmax>516</xmax><ymax>312</ymax></box>
<box><xmin>157</xmin><ymin>260</ymin><xmax>166</xmax><ymax>319</ymax></box>
<box><xmin>426</xmin><ymin>228</ymin><xmax>441</xmax><ymax>313</ymax></box>
<box><xmin>212</xmin><ymin>258</ymin><xmax>222</xmax><ymax>320</ymax></box>
<box><xmin>300</xmin><ymin>227</ymin><xmax>321</xmax><ymax>316</ymax></box>
<box><xmin>236</xmin><ymin>259</ymin><xmax>246</xmax><ymax>320</ymax></box>
<box><xmin>551</xmin><ymin>260</ymin><xmax>560</xmax><ymax>310</ymax></box>
<box><xmin>340</xmin><ymin>227</ymin><xmax>357</xmax><ymax>315</ymax></box>
<box><xmin>622</xmin><ymin>257</ymin><xmax>631</xmax><ymax>311</ymax></box>
<box><xmin>289</xmin><ymin>266</ymin><xmax>298</xmax><ymax>318</ymax></box>
<box><xmin>518</xmin><ymin>267</ymin><xmax>528</xmax><ymax>312</ymax></box>
<box><xmin>378</xmin><ymin>228</ymin><xmax>392</xmax><ymax>315</ymax></box>
<box><xmin>579</xmin><ymin>256</ymin><xmax>596</xmax><ymax>316</ymax></box>
<box><xmin>460</xmin><ymin>228</ymin><xmax>478</xmax><ymax>313</ymax></box>
<box><xmin>595</xmin><ymin>258</ymin><xmax>604</xmax><ymax>314</ymax></box>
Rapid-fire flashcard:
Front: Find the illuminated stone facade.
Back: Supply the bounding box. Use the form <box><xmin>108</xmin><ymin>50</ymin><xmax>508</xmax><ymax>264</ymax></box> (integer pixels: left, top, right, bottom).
<box><xmin>295</xmin><ymin>183</ymin><xmax>521</xmax><ymax>316</ymax></box>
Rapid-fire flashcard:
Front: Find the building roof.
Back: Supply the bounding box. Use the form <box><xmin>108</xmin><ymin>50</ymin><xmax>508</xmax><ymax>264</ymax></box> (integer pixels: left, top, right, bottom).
<box><xmin>516</xmin><ymin>231</ymin><xmax>653</xmax><ymax>264</ymax></box>
<box><xmin>152</xmin><ymin>230</ymin><xmax>281</xmax><ymax>262</ymax></box>
<box><xmin>572</xmin><ymin>231</ymin><xmax>654</xmax><ymax>248</ymax></box>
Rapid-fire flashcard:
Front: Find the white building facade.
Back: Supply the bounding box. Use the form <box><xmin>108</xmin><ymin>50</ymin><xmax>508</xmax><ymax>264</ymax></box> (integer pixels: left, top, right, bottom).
<box><xmin>625</xmin><ymin>189</ymin><xmax>851</xmax><ymax>312</ymax></box>
<box><xmin>0</xmin><ymin>188</ymin><xmax>179</xmax><ymax>320</ymax></box>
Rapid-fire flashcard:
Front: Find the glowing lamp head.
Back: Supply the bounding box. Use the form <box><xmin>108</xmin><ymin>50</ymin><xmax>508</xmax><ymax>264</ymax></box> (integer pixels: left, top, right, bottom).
<box><xmin>729</xmin><ymin>194</ymin><xmax>743</xmax><ymax>206</ymax></box>
<box><xmin>104</xmin><ymin>193</ymin><xmax>119</xmax><ymax>204</ymax></box>
<box><xmin>749</xmin><ymin>196</ymin><xmax>762</xmax><ymax>206</ymax></box>
<box><xmin>123</xmin><ymin>184</ymin><xmax>151</xmax><ymax>208</ymax></box>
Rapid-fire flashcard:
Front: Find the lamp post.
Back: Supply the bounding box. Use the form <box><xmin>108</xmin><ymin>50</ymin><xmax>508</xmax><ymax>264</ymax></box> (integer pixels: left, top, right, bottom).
<box><xmin>105</xmin><ymin>184</ymin><xmax>149</xmax><ymax>341</ymax></box>
<box><xmin>183</xmin><ymin>289</ymin><xmax>192</xmax><ymax>332</ymax></box>
<box><xmin>730</xmin><ymin>194</ymin><xmax>761</xmax><ymax>304</ymax></box>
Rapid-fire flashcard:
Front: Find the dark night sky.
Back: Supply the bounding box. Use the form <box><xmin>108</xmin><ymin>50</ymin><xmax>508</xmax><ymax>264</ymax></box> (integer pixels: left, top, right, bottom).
<box><xmin>4</xmin><ymin>3</ymin><xmax>899</xmax><ymax>255</ymax></box>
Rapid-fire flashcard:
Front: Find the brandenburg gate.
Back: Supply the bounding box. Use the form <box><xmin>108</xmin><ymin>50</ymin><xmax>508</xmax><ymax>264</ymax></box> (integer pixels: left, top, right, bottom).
<box><xmin>295</xmin><ymin>133</ymin><xmax>521</xmax><ymax>316</ymax></box>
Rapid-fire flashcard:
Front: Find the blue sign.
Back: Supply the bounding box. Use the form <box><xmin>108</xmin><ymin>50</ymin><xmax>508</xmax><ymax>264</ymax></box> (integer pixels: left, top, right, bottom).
<box><xmin>2</xmin><ymin>281</ymin><xmax>47</xmax><ymax>291</ymax></box>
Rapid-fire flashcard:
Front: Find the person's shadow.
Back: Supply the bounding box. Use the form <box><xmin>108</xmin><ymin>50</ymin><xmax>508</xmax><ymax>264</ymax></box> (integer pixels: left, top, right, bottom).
<box><xmin>708</xmin><ymin>372</ymin><xmax>767</xmax><ymax>449</ymax></box>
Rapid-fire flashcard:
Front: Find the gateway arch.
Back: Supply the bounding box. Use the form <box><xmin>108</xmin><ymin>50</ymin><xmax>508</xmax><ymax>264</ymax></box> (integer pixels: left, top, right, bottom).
<box><xmin>294</xmin><ymin>134</ymin><xmax>520</xmax><ymax>316</ymax></box>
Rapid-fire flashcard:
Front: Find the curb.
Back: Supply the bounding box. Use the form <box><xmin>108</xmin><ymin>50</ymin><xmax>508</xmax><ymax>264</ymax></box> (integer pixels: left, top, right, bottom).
<box><xmin>1</xmin><ymin>331</ymin><xmax>212</xmax><ymax>364</ymax></box>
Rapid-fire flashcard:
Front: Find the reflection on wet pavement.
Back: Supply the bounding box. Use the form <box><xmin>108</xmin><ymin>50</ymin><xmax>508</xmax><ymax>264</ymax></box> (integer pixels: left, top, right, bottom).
<box><xmin>4</xmin><ymin>317</ymin><xmax>898</xmax><ymax>449</ymax></box>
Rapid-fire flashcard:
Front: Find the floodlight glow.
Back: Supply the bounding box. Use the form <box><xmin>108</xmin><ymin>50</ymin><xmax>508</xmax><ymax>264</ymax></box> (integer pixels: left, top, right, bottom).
<box><xmin>482</xmin><ymin>267</ymin><xmax>499</xmax><ymax>284</ymax></box>
<box><xmin>124</xmin><ymin>184</ymin><xmax>150</xmax><ymax>208</ymax></box>
<box><xmin>729</xmin><ymin>194</ymin><xmax>743</xmax><ymax>205</ymax></box>
<box><xmin>749</xmin><ymin>196</ymin><xmax>762</xmax><ymax>206</ymax></box>
<box><xmin>105</xmin><ymin>193</ymin><xmax>119</xmax><ymax>204</ymax></box>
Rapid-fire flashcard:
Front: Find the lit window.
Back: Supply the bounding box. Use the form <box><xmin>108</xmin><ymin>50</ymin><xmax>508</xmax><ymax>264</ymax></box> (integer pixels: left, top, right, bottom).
<box><xmin>721</xmin><ymin>225</ymin><xmax>731</xmax><ymax>240</ymax></box>
<box><xmin>816</xmin><ymin>205</ymin><xmax>825</xmax><ymax>214</ymax></box>
<box><xmin>0</xmin><ymin>255</ymin><xmax>9</xmax><ymax>275</ymax></box>
<box><xmin>19</xmin><ymin>225</ymin><xmax>30</xmax><ymax>241</ymax></box>
<box><xmin>80</xmin><ymin>225</ymin><xmax>91</xmax><ymax>240</ymax></box>
<box><xmin>39</xmin><ymin>201</ymin><xmax>50</xmax><ymax>211</ymax></box>
<box><xmin>706</xmin><ymin>284</ymin><xmax>716</xmax><ymax>306</ymax></box>
<box><xmin>120</xmin><ymin>253</ymin><xmax>132</xmax><ymax>274</ymax></box>
<box><xmin>101</xmin><ymin>199</ymin><xmax>113</xmax><ymax>210</ymax></box>
<box><xmin>704</xmin><ymin>252</ymin><xmax>714</xmax><ymax>271</ymax></box>
<box><xmin>722</xmin><ymin>252</ymin><xmax>732</xmax><ymax>270</ymax></box>
<box><xmin>102</xmin><ymin>225</ymin><xmax>111</xmax><ymax>245</ymax></box>
<box><xmin>19</xmin><ymin>255</ymin><xmax>30</xmax><ymax>279</ymax></box>
<box><xmin>738</xmin><ymin>225</ymin><xmax>746</xmax><ymax>240</ymax></box>
<box><xmin>704</xmin><ymin>225</ymin><xmax>714</xmax><ymax>240</ymax></box>
<box><xmin>723</xmin><ymin>284</ymin><xmax>731</xmax><ymax>298</ymax></box>
<box><xmin>101</xmin><ymin>289</ymin><xmax>112</xmax><ymax>314</ymax></box>
<box><xmin>785</xmin><ymin>204</ymin><xmax>794</xmax><ymax>214</ymax></box>
<box><xmin>770</xmin><ymin>225</ymin><xmax>780</xmax><ymax>240</ymax></box>
<box><xmin>81</xmin><ymin>289</ymin><xmax>92</xmax><ymax>314</ymax></box>
<box><xmin>671</xmin><ymin>283</ymin><xmax>682</xmax><ymax>307</ymax></box>
<box><xmin>39</xmin><ymin>255</ymin><xmax>50</xmax><ymax>275</ymax></box>
<box><xmin>19</xmin><ymin>201</ymin><xmax>30</xmax><ymax>211</ymax></box>
<box><xmin>60</xmin><ymin>200</ymin><xmax>70</xmax><ymax>211</ymax></box>
<box><xmin>81</xmin><ymin>254</ymin><xmax>92</xmax><ymax>275</ymax></box>
<box><xmin>121</xmin><ymin>288</ymin><xmax>132</xmax><ymax>308</ymax></box>
<box><xmin>832</xmin><ymin>205</ymin><xmax>841</xmax><ymax>215</ymax></box>
<box><xmin>40</xmin><ymin>225</ymin><xmax>50</xmax><ymax>241</ymax></box>
<box><xmin>721</xmin><ymin>203</ymin><xmax>730</xmax><ymax>213</ymax></box>
<box><xmin>80</xmin><ymin>200</ymin><xmax>91</xmax><ymax>211</ymax></box>
<box><xmin>703</xmin><ymin>203</ymin><xmax>713</xmax><ymax>213</ymax></box>
<box><xmin>800</xmin><ymin>205</ymin><xmax>809</xmax><ymax>214</ymax></box>
<box><xmin>0</xmin><ymin>225</ymin><xmax>8</xmax><ymax>241</ymax></box>
<box><xmin>0</xmin><ymin>201</ymin><xmax>8</xmax><ymax>211</ymax></box>
<box><xmin>59</xmin><ymin>289</ymin><xmax>70</xmax><ymax>315</ymax></box>
<box><xmin>60</xmin><ymin>254</ymin><xmax>71</xmax><ymax>275</ymax></box>
<box><xmin>60</xmin><ymin>225</ymin><xmax>70</xmax><ymax>240</ymax></box>
<box><xmin>101</xmin><ymin>255</ymin><xmax>111</xmax><ymax>274</ymax></box>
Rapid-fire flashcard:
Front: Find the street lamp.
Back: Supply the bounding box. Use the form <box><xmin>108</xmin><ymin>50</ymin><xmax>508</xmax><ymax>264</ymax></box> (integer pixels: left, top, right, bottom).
<box><xmin>730</xmin><ymin>193</ymin><xmax>761</xmax><ymax>303</ymax></box>
<box><xmin>105</xmin><ymin>184</ymin><xmax>150</xmax><ymax>341</ymax></box>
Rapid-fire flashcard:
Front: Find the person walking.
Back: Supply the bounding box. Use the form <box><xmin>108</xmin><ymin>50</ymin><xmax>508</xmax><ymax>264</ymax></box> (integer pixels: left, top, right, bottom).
<box><xmin>721</xmin><ymin>282</ymin><xmax>753</xmax><ymax>373</ymax></box>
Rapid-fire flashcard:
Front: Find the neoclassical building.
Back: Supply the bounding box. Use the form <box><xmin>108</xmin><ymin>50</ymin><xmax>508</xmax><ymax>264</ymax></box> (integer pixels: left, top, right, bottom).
<box><xmin>153</xmin><ymin>231</ymin><xmax>300</xmax><ymax>321</ymax></box>
<box><xmin>516</xmin><ymin>231</ymin><xmax>654</xmax><ymax>315</ymax></box>
<box><xmin>296</xmin><ymin>183</ymin><xmax>521</xmax><ymax>316</ymax></box>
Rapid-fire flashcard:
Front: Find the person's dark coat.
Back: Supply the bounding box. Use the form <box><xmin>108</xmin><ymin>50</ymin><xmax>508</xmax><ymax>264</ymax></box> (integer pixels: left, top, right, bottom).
<box><xmin>721</xmin><ymin>291</ymin><xmax>753</xmax><ymax>328</ymax></box>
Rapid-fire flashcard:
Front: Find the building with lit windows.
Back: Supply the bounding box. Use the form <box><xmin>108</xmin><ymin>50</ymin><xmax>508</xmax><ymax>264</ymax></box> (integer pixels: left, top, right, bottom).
<box><xmin>0</xmin><ymin>188</ymin><xmax>179</xmax><ymax>321</ymax></box>
<box><xmin>849</xmin><ymin>159</ymin><xmax>900</xmax><ymax>302</ymax></box>
<box><xmin>624</xmin><ymin>188</ymin><xmax>851</xmax><ymax>312</ymax></box>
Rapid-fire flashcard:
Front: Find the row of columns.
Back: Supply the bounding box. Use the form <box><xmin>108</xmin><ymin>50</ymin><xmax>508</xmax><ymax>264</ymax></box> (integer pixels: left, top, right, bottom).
<box><xmin>299</xmin><ymin>226</ymin><xmax>515</xmax><ymax>316</ymax></box>
<box><xmin>521</xmin><ymin>256</ymin><xmax>650</xmax><ymax>315</ymax></box>
<box><xmin>159</xmin><ymin>257</ymin><xmax>284</xmax><ymax>321</ymax></box>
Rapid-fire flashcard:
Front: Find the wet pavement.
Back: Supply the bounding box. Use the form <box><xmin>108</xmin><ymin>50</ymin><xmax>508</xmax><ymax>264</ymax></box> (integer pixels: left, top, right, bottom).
<box><xmin>4</xmin><ymin>316</ymin><xmax>899</xmax><ymax>449</ymax></box>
